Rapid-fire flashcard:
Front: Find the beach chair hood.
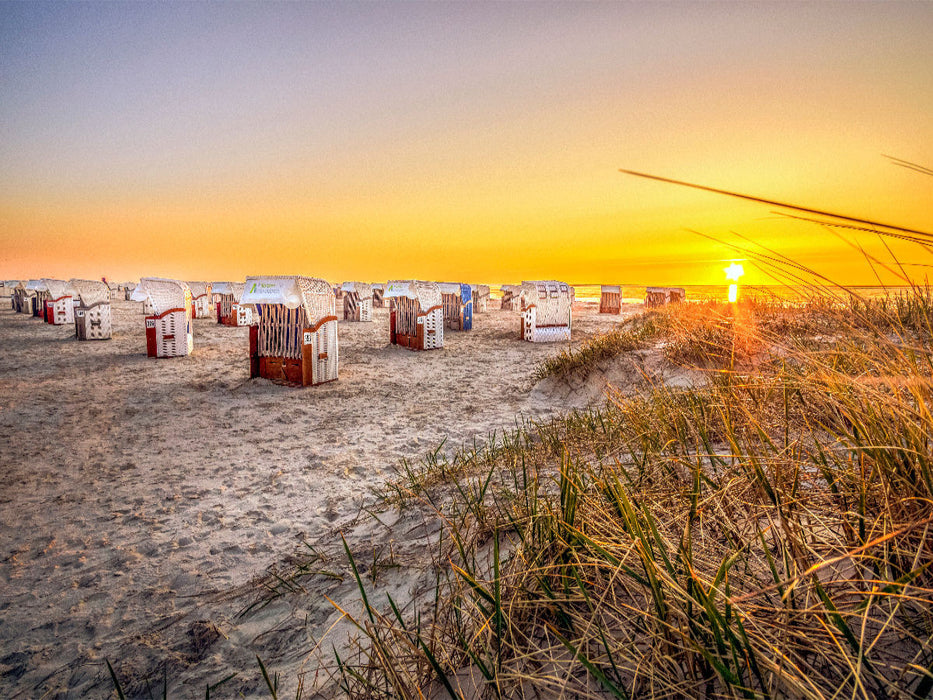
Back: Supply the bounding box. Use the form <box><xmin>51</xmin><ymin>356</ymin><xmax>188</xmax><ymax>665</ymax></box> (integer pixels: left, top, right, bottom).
<box><xmin>68</xmin><ymin>279</ymin><xmax>110</xmax><ymax>306</ymax></box>
<box><xmin>384</xmin><ymin>280</ymin><xmax>441</xmax><ymax>309</ymax></box>
<box><xmin>340</xmin><ymin>281</ymin><xmax>373</xmax><ymax>299</ymax></box>
<box><xmin>212</xmin><ymin>282</ymin><xmax>246</xmax><ymax>300</ymax></box>
<box><xmin>186</xmin><ymin>281</ymin><xmax>211</xmax><ymax>298</ymax></box>
<box><xmin>521</xmin><ymin>281</ymin><xmax>572</xmax><ymax>325</ymax></box>
<box><xmin>240</xmin><ymin>276</ymin><xmax>335</xmax><ymax>324</ymax></box>
<box><xmin>132</xmin><ymin>278</ymin><xmax>191</xmax><ymax>315</ymax></box>
<box><xmin>37</xmin><ymin>279</ymin><xmax>72</xmax><ymax>298</ymax></box>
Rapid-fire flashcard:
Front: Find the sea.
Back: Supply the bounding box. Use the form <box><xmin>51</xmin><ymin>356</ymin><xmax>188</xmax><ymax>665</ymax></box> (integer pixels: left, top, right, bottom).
<box><xmin>487</xmin><ymin>284</ymin><xmax>918</xmax><ymax>304</ymax></box>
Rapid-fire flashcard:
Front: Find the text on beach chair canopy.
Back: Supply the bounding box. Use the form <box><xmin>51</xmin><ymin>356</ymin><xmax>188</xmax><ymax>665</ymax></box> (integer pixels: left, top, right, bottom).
<box><xmin>383</xmin><ymin>280</ymin><xmax>442</xmax><ymax>309</ymax></box>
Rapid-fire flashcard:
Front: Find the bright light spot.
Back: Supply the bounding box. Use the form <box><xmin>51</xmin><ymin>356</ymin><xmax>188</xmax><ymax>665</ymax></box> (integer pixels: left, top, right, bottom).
<box><xmin>724</xmin><ymin>262</ymin><xmax>744</xmax><ymax>303</ymax></box>
<box><xmin>724</xmin><ymin>262</ymin><xmax>745</xmax><ymax>281</ymax></box>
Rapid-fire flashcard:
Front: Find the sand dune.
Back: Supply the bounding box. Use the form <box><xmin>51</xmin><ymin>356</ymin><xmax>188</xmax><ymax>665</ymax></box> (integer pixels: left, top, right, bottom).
<box><xmin>0</xmin><ymin>299</ymin><xmax>637</xmax><ymax>697</ymax></box>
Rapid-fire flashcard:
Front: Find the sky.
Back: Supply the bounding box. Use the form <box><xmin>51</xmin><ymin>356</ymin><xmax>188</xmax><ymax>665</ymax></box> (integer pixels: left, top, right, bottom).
<box><xmin>1</xmin><ymin>1</ymin><xmax>931</xmax><ymax>287</ymax></box>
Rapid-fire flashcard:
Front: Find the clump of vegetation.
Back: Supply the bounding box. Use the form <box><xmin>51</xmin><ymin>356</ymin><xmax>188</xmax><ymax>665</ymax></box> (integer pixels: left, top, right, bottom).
<box><xmin>534</xmin><ymin>313</ymin><xmax>666</xmax><ymax>380</ymax></box>
<box><xmin>332</xmin><ymin>287</ymin><xmax>933</xmax><ymax>699</ymax></box>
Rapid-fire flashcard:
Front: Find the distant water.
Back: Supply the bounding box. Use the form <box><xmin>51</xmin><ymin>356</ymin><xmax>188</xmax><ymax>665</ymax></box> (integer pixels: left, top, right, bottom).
<box><xmin>488</xmin><ymin>284</ymin><xmax>917</xmax><ymax>303</ymax></box>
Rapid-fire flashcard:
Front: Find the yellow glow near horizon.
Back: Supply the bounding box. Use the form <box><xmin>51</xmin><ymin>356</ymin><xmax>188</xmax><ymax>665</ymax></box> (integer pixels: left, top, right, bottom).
<box><xmin>0</xmin><ymin>3</ymin><xmax>931</xmax><ymax>286</ymax></box>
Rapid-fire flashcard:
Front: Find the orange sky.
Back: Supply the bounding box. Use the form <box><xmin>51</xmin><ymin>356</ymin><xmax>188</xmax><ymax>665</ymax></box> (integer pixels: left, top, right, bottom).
<box><xmin>1</xmin><ymin>2</ymin><xmax>931</xmax><ymax>287</ymax></box>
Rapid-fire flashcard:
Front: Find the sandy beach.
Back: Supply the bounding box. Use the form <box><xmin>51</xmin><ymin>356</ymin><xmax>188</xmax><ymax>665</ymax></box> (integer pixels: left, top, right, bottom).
<box><xmin>0</xmin><ymin>298</ymin><xmax>637</xmax><ymax>697</ymax></box>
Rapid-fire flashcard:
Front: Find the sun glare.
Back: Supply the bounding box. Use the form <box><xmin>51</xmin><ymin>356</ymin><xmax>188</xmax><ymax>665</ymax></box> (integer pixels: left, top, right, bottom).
<box><xmin>725</xmin><ymin>262</ymin><xmax>745</xmax><ymax>303</ymax></box>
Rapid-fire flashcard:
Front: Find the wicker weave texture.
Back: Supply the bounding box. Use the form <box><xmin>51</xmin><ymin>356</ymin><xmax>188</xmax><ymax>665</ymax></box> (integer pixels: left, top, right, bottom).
<box><xmin>135</xmin><ymin>279</ymin><xmax>191</xmax><ymax>316</ymax></box>
<box><xmin>236</xmin><ymin>305</ymin><xmax>253</xmax><ymax>326</ymax></box>
<box><xmin>75</xmin><ymin>303</ymin><xmax>112</xmax><ymax>340</ymax></box>
<box><xmin>69</xmin><ymin>279</ymin><xmax>110</xmax><ymax>307</ymax></box>
<box><xmin>309</xmin><ymin>319</ymin><xmax>339</xmax><ymax>384</ymax></box>
<box><xmin>384</xmin><ymin>280</ymin><xmax>441</xmax><ymax>309</ymax></box>
<box><xmin>423</xmin><ymin>307</ymin><xmax>443</xmax><ymax>349</ymax></box>
<box><xmin>340</xmin><ymin>282</ymin><xmax>373</xmax><ymax>299</ymax></box>
<box><xmin>49</xmin><ymin>298</ymin><xmax>75</xmax><ymax>325</ymax></box>
<box><xmin>520</xmin><ymin>281</ymin><xmax>572</xmax><ymax>327</ymax></box>
<box><xmin>297</xmin><ymin>277</ymin><xmax>335</xmax><ymax>324</ymax></box>
<box><xmin>39</xmin><ymin>279</ymin><xmax>71</xmax><ymax>299</ymax></box>
<box><xmin>153</xmin><ymin>310</ymin><xmax>192</xmax><ymax>357</ymax></box>
<box><xmin>521</xmin><ymin>300</ymin><xmax>572</xmax><ymax>343</ymax></box>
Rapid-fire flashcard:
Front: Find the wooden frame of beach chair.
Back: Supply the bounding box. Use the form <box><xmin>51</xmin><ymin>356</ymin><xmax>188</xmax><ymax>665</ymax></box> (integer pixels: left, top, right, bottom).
<box><xmin>600</xmin><ymin>285</ymin><xmax>622</xmax><ymax>314</ymax></box>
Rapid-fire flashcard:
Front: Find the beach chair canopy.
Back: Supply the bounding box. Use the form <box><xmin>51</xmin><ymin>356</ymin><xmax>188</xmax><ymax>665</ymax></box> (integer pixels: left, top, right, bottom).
<box><xmin>383</xmin><ymin>280</ymin><xmax>441</xmax><ymax>309</ymax></box>
<box><xmin>601</xmin><ymin>285</ymin><xmax>621</xmax><ymax>294</ymax></box>
<box><xmin>37</xmin><ymin>279</ymin><xmax>72</xmax><ymax>298</ymax></box>
<box><xmin>471</xmin><ymin>284</ymin><xmax>491</xmax><ymax>296</ymax></box>
<box><xmin>371</xmin><ymin>282</ymin><xmax>384</xmax><ymax>291</ymax></box>
<box><xmin>438</xmin><ymin>282</ymin><xmax>472</xmax><ymax>306</ymax></box>
<box><xmin>340</xmin><ymin>281</ymin><xmax>373</xmax><ymax>298</ymax></box>
<box><xmin>521</xmin><ymin>281</ymin><xmax>572</xmax><ymax>325</ymax></box>
<box><xmin>68</xmin><ymin>279</ymin><xmax>110</xmax><ymax>306</ymax></box>
<box><xmin>240</xmin><ymin>276</ymin><xmax>335</xmax><ymax>323</ymax></box>
<box><xmin>211</xmin><ymin>282</ymin><xmax>245</xmax><ymax>299</ymax></box>
<box><xmin>131</xmin><ymin>278</ymin><xmax>191</xmax><ymax>315</ymax></box>
<box><xmin>187</xmin><ymin>281</ymin><xmax>211</xmax><ymax>297</ymax></box>
<box><xmin>25</xmin><ymin>280</ymin><xmax>44</xmax><ymax>291</ymax></box>
<box><xmin>437</xmin><ymin>282</ymin><xmax>463</xmax><ymax>296</ymax></box>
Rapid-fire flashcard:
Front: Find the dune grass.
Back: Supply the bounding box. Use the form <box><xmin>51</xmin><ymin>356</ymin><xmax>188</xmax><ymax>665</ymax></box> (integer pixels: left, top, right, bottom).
<box><xmin>333</xmin><ymin>286</ymin><xmax>933</xmax><ymax>699</ymax></box>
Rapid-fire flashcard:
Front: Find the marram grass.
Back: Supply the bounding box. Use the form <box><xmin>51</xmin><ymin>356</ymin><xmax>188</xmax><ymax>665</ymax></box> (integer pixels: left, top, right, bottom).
<box><xmin>334</xmin><ymin>289</ymin><xmax>933</xmax><ymax>699</ymax></box>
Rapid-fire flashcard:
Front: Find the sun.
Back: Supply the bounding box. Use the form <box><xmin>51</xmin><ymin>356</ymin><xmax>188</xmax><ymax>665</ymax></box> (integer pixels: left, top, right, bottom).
<box><xmin>724</xmin><ymin>262</ymin><xmax>745</xmax><ymax>282</ymax></box>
